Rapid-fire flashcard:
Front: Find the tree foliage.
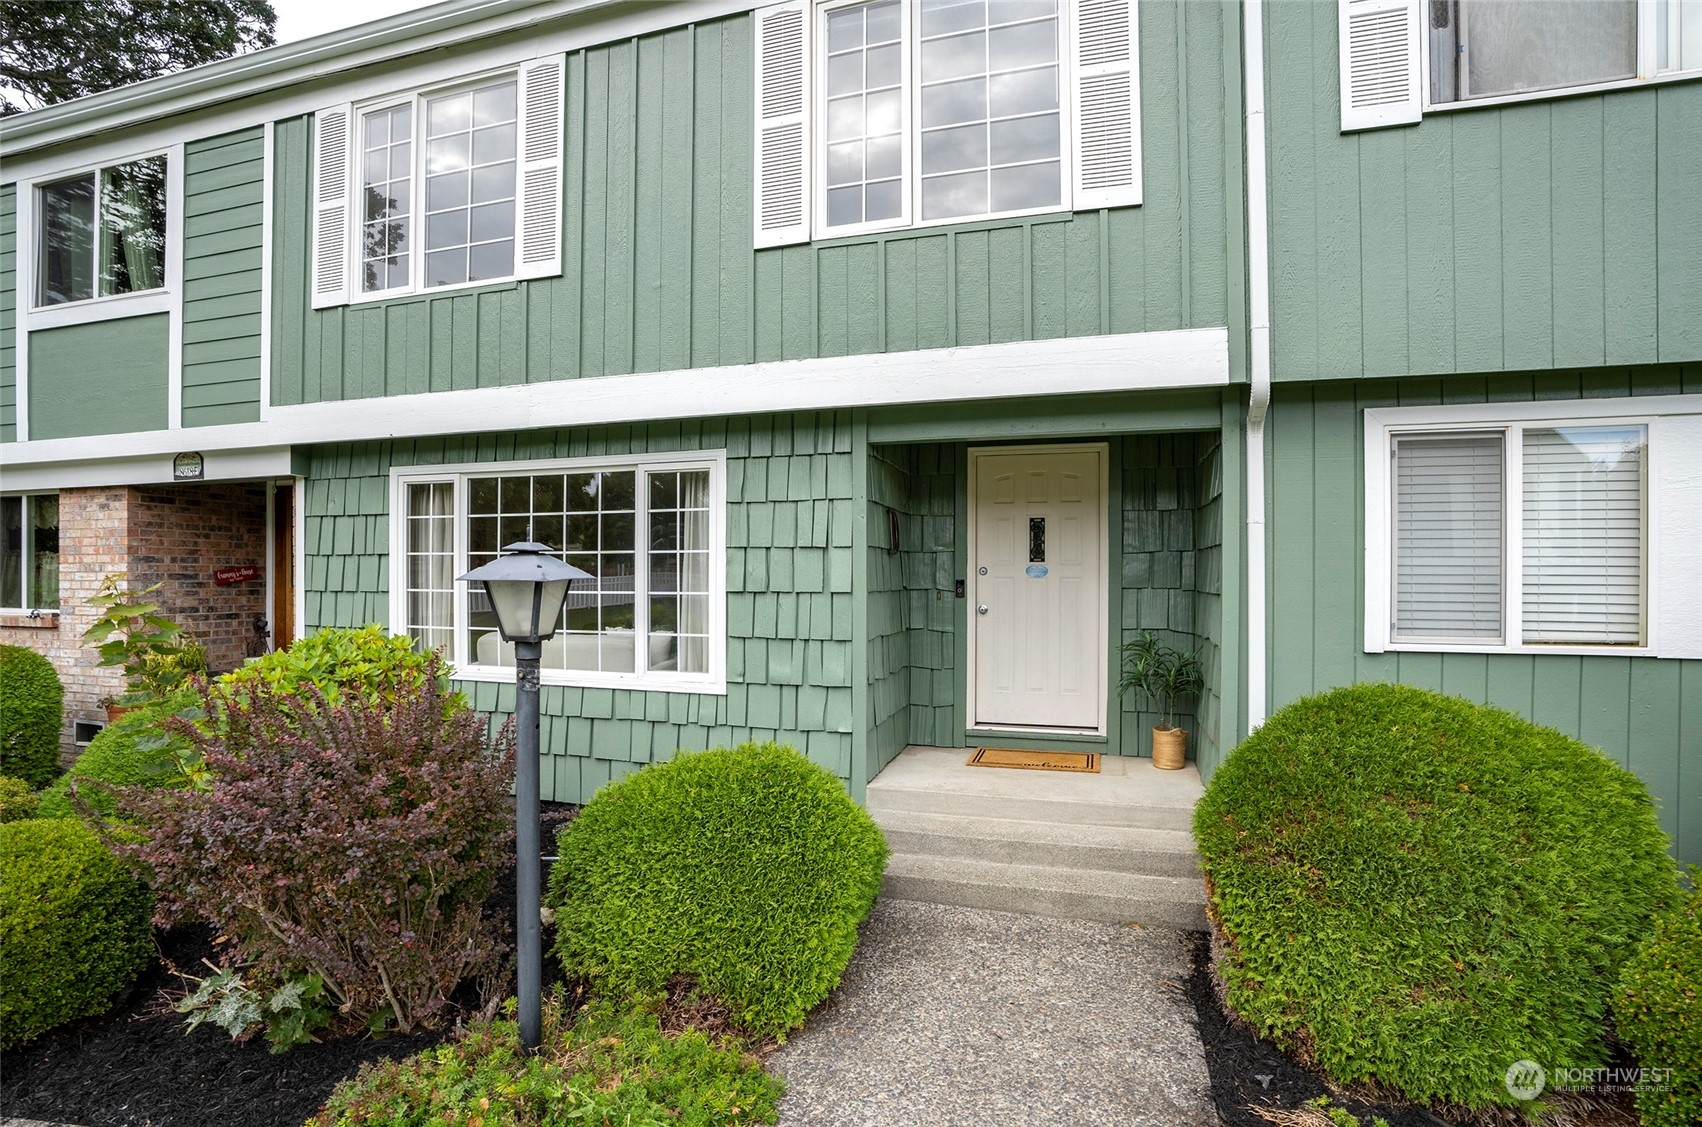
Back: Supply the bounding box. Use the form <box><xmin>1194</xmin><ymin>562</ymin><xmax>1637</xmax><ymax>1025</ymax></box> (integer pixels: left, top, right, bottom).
<box><xmin>0</xmin><ymin>1</ymin><xmax>277</xmax><ymax>116</ymax></box>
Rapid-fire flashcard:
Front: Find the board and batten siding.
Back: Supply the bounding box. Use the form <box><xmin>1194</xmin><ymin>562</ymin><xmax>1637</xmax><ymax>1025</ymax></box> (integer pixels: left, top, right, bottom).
<box><xmin>301</xmin><ymin>411</ymin><xmax>858</xmax><ymax>804</ymax></box>
<box><xmin>1</xmin><ymin>184</ymin><xmax>15</xmax><ymax>442</ymax></box>
<box><xmin>1266</xmin><ymin>369</ymin><xmax>1702</xmax><ymax>864</ymax></box>
<box><xmin>181</xmin><ymin>127</ymin><xmax>266</xmax><ymax>427</ymax></box>
<box><xmin>270</xmin><ymin>5</ymin><xmax>1233</xmax><ymax>406</ymax></box>
<box><xmin>1266</xmin><ymin>0</ymin><xmax>1702</xmax><ymax>381</ymax></box>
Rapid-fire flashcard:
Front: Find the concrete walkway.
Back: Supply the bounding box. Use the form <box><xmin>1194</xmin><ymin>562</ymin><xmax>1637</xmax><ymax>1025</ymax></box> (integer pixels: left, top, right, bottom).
<box><xmin>772</xmin><ymin>898</ymin><xmax>1219</xmax><ymax>1127</ymax></box>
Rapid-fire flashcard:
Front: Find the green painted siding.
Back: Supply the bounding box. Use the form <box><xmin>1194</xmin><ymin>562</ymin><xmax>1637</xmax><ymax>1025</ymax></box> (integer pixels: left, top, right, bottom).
<box><xmin>27</xmin><ymin>313</ymin><xmax>169</xmax><ymax>439</ymax></box>
<box><xmin>1264</xmin><ymin>0</ymin><xmax>1702</xmax><ymax>380</ymax></box>
<box><xmin>1191</xmin><ymin>431</ymin><xmax>1224</xmax><ymax>772</ymax></box>
<box><xmin>1266</xmin><ymin>368</ymin><xmax>1702</xmax><ymax>863</ymax></box>
<box><xmin>301</xmin><ymin>411</ymin><xmax>857</xmax><ymax>804</ymax></box>
<box><xmin>867</xmin><ymin>447</ymin><xmax>910</xmax><ymax>774</ymax></box>
<box><xmin>271</xmin><ymin>5</ymin><xmax>1234</xmax><ymax>405</ymax></box>
<box><xmin>1</xmin><ymin>184</ymin><xmax>14</xmax><ymax>443</ymax></box>
<box><xmin>182</xmin><ymin>127</ymin><xmax>265</xmax><ymax>426</ymax></box>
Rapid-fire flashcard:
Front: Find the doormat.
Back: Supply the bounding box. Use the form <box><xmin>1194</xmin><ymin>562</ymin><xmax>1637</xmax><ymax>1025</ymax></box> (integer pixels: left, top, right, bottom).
<box><xmin>967</xmin><ymin>747</ymin><xmax>1100</xmax><ymax>773</ymax></box>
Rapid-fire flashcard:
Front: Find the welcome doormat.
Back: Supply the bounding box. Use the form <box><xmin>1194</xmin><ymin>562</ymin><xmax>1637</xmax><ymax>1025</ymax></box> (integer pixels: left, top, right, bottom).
<box><xmin>967</xmin><ymin>747</ymin><xmax>1101</xmax><ymax>773</ymax></box>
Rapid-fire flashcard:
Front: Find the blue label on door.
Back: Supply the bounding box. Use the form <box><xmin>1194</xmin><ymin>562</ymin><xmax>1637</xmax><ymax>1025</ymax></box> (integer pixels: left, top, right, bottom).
<box><xmin>1025</xmin><ymin>564</ymin><xmax>1048</xmax><ymax>578</ymax></box>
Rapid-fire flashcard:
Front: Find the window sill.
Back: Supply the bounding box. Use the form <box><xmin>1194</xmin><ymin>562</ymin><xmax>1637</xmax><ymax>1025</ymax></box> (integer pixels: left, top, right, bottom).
<box><xmin>449</xmin><ymin>664</ymin><xmax>727</xmax><ymax>696</ymax></box>
<box><xmin>1372</xmin><ymin>642</ymin><xmax>1654</xmax><ymax>659</ymax></box>
<box><xmin>343</xmin><ymin>275</ymin><xmax>522</xmax><ymax>309</ymax></box>
<box><xmin>1425</xmin><ymin>67</ymin><xmax>1702</xmax><ymax>115</ymax></box>
<box><xmin>0</xmin><ymin>611</ymin><xmax>59</xmax><ymax>629</ymax></box>
<box><xmin>26</xmin><ymin>289</ymin><xmax>172</xmax><ymax>331</ymax></box>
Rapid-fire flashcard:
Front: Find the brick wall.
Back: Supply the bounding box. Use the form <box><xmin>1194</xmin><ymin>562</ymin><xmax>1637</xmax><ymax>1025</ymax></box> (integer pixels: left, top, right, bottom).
<box><xmin>129</xmin><ymin>484</ymin><xmax>269</xmax><ymax>674</ymax></box>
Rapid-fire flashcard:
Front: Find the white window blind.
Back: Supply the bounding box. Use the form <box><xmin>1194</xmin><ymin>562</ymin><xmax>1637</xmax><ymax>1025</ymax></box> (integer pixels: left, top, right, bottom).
<box><xmin>1392</xmin><ymin>433</ymin><xmax>1503</xmax><ymax>640</ymax></box>
<box><xmin>1521</xmin><ymin>426</ymin><xmax>1645</xmax><ymax>645</ymax></box>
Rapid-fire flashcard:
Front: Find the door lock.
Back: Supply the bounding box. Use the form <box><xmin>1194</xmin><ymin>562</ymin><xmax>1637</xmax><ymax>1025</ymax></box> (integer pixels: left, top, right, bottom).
<box><xmin>977</xmin><ymin>604</ymin><xmax>989</xmax><ymax>615</ymax></box>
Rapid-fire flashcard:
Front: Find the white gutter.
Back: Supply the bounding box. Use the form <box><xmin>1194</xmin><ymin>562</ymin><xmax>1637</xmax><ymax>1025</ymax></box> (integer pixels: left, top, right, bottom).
<box><xmin>1243</xmin><ymin>0</ymin><xmax>1273</xmax><ymax>731</ymax></box>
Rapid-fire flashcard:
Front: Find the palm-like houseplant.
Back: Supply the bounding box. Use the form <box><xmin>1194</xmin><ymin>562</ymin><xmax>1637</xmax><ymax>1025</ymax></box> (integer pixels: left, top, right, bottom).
<box><xmin>1118</xmin><ymin>631</ymin><xmax>1204</xmax><ymax>769</ymax></box>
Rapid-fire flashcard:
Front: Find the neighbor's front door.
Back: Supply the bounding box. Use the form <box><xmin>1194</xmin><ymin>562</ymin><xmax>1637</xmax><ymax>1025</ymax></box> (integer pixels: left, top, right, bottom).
<box><xmin>969</xmin><ymin>445</ymin><xmax>1107</xmax><ymax>731</ymax></box>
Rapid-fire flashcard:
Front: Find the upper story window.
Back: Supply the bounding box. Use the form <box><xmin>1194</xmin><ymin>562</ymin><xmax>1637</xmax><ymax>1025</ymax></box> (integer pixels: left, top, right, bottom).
<box><xmin>753</xmin><ymin>0</ymin><xmax>1140</xmax><ymax>248</ymax></box>
<box><xmin>36</xmin><ymin>156</ymin><xmax>167</xmax><ymax>307</ymax></box>
<box><xmin>1</xmin><ymin>495</ymin><xmax>60</xmax><ymax>612</ymax></box>
<box><xmin>311</xmin><ymin>56</ymin><xmax>565</xmax><ymax>309</ymax></box>
<box><xmin>1339</xmin><ymin>0</ymin><xmax>1702</xmax><ymax>130</ymax></box>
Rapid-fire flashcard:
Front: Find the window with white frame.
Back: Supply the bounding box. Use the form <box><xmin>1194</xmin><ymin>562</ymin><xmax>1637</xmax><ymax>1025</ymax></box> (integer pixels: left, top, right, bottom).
<box><xmin>752</xmin><ymin>0</ymin><xmax>1140</xmax><ymax>247</ymax></box>
<box><xmin>1371</xmin><ymin>413</ymin><xmax>1673</xmax><ymax>652</ymax></box>
<box><xmin>311</xmin><ymin>57</ymin><xmax>565</xmax><ymax>309</ymax></box>
<box><xmin>1339</xmin><ymin>0</ymin><xmax>1702</xmax><ymax>131</ymax></box>
<box><xmin>394</xmin><ymin>456</ymin><xmax>725</xmax><ymax>690</ymax></box>
<box><xmin>1</xmin><ymin>495</ymin><xmax>60</xmax><ymax>612</ymax></box>
<box><xmin>35</xmin><ymin>155</ymin><xmax>167</xmax><ymax>307</ymax></box>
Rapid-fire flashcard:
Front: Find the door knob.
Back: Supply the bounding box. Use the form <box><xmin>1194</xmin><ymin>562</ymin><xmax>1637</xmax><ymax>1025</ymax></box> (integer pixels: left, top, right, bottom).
<box><xmin>977</xmin><ymin>604</ymin><xmax>989</xmax><ymax>615</ymax></box>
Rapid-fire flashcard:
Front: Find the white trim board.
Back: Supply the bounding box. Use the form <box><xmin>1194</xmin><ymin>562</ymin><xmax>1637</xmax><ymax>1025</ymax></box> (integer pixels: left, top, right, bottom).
<box><xmin>1362</xmin><ymin>395</ymin><xmax>1702</xmax><ymax>661</ymax></box>
<box><xmin>1</xmin><ymin>328</ymin><xmax>1231</xmax><ymax>481</ymax></box>
<box><xmin>0</xmin><ymin>447</ymin><xmax>294</xmax><ymax>493</ymax></box>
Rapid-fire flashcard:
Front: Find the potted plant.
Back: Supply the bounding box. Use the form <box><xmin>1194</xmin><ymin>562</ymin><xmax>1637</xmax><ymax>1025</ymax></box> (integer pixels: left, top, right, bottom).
<box><xmin>81</xmin><ymin>574</ymin><xmax>190</xmax><ymax>720</ymax></box>
<box><xmin>1118</xmin><ymin>631</ymin><xmax>1204</xmax><ymax>770</ymax></box>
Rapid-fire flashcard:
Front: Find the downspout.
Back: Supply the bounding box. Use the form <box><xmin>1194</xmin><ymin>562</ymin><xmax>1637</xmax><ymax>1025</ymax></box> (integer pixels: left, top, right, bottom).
<box><xmin>1243</xmin><ymin>0</ymin><xmax>1273</xmax><ymax>730</ymax></box>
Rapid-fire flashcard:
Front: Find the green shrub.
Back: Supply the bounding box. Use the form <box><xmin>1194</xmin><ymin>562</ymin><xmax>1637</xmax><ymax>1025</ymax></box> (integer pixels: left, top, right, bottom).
<box><xmin>1194</xmin><ymin>683</ymin><xmax>1677</xmax><ymax>1111</ymax></box>
<box><xmin>0</xmin><ymin>777</ymin><xmax>36</xmax><ymax>823</ymax></box>
<box><xmin>35</xmin><ymin>692</ymin><xmax>199</xmax><ymax>821</ymax></box>
<box><xmin>0</xmin><ymin>817</ymin><xmax>153</xmax><ymax>1047</ymax></box>
<box><xmin>1616</xmin><ymin>870</ymin><xmax>1701</xmax><ymax>1127</ymax></box>
<box><xmin>547</xmin><ymin>742</ymin><xmax>887</xmax><ymax>1040</ymax></box>
<box><xmin>312</xmin><ymin>994</ymin><xmax>781</xmax><ymax>1127</ymax></box>
<box><xmin>0</xmin><ymin>644</ymin><xmax>64</xmax><ymax>787</ymax></box>
<box><xmin>218</xmin><ymin>624</ymin><xmax>460</xmax><ymax>712</ymax></box>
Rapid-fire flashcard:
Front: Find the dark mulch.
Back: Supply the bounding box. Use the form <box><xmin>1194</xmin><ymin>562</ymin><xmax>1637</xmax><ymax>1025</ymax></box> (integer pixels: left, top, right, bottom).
<box><xmin>1184</xmin><ymin>931</ymin><xmax>1643</xmax><ymax>1127</ymax></box>
<box><xmin>0</xmin><ymin>803</ymin><xmax>579</xmax><ymax>1127</ymax></box>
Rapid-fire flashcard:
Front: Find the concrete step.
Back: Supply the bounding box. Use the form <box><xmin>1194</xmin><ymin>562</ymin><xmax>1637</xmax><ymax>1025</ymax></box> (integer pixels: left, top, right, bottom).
<box><xmin>872</xmin><ymin>808</ymin><xmax>1201</xmax><ymax>879</ymax></box>
<box><xmin>881</xmin><ymin>853</ymin><xmax>1208</xmax><ymax>932</ymax></box>
<box><xmin>866</xmin><ymin>782</ymin><xmax>1197</xmax><ymax>832</ymax></box>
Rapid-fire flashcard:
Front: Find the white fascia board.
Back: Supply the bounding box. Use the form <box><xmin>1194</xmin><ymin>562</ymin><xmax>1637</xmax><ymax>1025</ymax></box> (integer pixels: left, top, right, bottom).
<box><xmin>1</xmin><ymin>327</ymin><xmax>1230</xmax><ymax>473</ymax></box>
<box><xmin>0</xmin><ymin>447</ymin><xmax>294</xmax><ymax>493</ymax></box>
<box><xmin>0</xmin><ymin>0</ymin><xmax>759</xmax><ymax>171</ymax></box>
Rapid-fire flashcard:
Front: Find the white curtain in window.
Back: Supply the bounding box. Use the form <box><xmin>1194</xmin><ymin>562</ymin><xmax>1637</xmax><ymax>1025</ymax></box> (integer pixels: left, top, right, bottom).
<box><xmin>405</xmin><ymin>481</ymin><xmax>456</xmax><ymax>655</ymax></box>
<box><xmin>1522</xmin><ymin>426</ymin><xmax>1644</xmax><ymax>645</ymax></box>
<box><xmin>1393</xmin><ymin>433</ymin><xmax>1504</xmax><ymax>640</ymax></box>
<box><xmin>676</xmin><ymin>470</ymin><xmax>711</xmax><ymax>674</ymax></box>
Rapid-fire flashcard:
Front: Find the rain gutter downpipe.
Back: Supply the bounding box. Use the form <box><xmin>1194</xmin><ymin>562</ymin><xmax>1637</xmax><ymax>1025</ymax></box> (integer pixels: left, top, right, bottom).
<box><xmin>1243</xmin><ymin>0</ymin><xmax>1273</xmax><ymax>732</ymax></box>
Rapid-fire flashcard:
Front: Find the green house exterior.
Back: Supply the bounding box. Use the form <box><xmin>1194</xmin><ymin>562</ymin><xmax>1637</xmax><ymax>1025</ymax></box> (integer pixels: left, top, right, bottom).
<box><xmin>1</xmin><ymin>0</ymin><xmax>1696</xmax><ymax>863</ymax></box>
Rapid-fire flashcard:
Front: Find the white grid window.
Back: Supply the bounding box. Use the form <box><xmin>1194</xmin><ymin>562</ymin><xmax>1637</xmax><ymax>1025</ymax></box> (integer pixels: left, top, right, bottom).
<box><xmin>393</xmin><ymin>456</ymin><xmax>726</xmax><ymax>692</ymax></box>
<box><xmin>824</xmin><ymin>0</ymin><xmax>906</xmax><ymax>227</ymax></box>
<box><xmin>361</xmin><ymin>105</ymin><xmax>413</xmax><ymax>293</ymax></box>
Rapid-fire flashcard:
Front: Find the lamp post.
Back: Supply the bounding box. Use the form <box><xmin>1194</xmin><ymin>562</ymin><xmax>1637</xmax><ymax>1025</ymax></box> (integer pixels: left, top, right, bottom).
<box><xmin>458</xmin><ymin>541</ymin><xmax>589</xmax><ymax>1051</ymax></box>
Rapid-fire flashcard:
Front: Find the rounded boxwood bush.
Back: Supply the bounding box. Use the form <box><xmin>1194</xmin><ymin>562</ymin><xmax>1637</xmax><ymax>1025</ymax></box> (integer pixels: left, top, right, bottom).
<box><xmin>0</xmin><ymin>777</ymin><xmax>35</xmax><ymax>823</ymax></box>
<box><xmin>0</xmin><ymin>644</ymin><xmax>64</xmax><ymax>788</ymax></box>
<box><xmin>0</xmin><ymin>817</ymin><xmax>154</xmax><ymax>1047</ymax></box>
<box><xmin>35</xmin><ymin>692</ymin><xmax>198</xmax><ymax>821</ymax></box>
<box><xmin>1615</xmin><ymin>872</ymin><xmax>1701</xmax><ymax>1127</ymax></box>
<box><xmin>1194</xmin><ymin>683</ymin><xmax>1677</xmax><ymax>1111</ymax></box>
<box><xmin>547</xmin><ymin>742</ymin><xmax>888</xmax><ymax>1040</ymax></box>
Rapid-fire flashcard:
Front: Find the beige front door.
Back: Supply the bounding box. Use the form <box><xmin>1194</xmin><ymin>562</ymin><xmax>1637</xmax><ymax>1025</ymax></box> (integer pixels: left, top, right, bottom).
<box><xmin>968</xmin><ymin>445</ymin><xmax>1107</xmax><ymax>731</ymax></box>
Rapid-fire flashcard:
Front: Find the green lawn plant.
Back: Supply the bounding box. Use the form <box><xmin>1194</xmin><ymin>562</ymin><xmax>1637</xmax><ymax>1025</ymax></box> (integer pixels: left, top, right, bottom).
<box><xmin>311</xmin><ymin>992</ymin><xmax>782</xmax><ymax>1127</ymax></box>
<box><xmin>547</xmin><ymin>742</ymin><xmax>887</xmax><ymax>1040</ymax></box>
<box><xmin>1117</xmin><ymin>630</ymin><xmax>1202</xmax><ymax>730</ymax></box>
<box><xmin>1615</xmin><ymin>868</ymin><xmax>1701</xmax><ymax>1127</ymax></box>
<box><xmin>1194</xmin><ymin>683</ymin><xmax>1678</xmax><ymax>1113</ymax></box>
<box><xmin>35</xmin><ymin>691</ymin><xmax>200</xmax><ymax>820</ymax></box>
<box><xmin>81</xmin><ymin>574</ymin><xmax>189</xmax><ymax>705</ymax></box>
<box><xmin>0</xmin><ymin>817</ymin><xmax>153</xmax><ymax>1047</ymax></box>
<box><xmin>0</xmin><ymin>777</ymin><xmax>36</xmax><ymax>823</ymax></box>
<box><xmin>0</xmin><ymin>643</ymin><xmax>65</xmax><ymax>787</ymax></box>
<box><xmin>218</xmin><ymin>624</ymin><xmax>461</xmax><ymax>713</ymax></box>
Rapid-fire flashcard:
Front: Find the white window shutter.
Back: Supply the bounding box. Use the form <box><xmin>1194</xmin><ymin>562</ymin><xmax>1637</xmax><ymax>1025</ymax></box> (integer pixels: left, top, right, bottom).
<box><xmin>753</xmin><ymin>0</ymin><xmax>811</xmax><ymax>248</ymax></box>
<box><xmin>1071</xmin><ymin>0</ymin><xmax>1141</xmax><ymax>210</ymax></box>
<box><xmin>311</xmin><ymin>104</ymin><xmax>352</xmax><ymax>309</ymax></box>
<box><xmin>517</xmin><ymin>54</ymin><xmax>567</xmax><ymax>280</ymax></box>
<box><xmin>1339</xmin><ymin>0</ymin><xmax>1422</xmax><ymax>131</ymax></box>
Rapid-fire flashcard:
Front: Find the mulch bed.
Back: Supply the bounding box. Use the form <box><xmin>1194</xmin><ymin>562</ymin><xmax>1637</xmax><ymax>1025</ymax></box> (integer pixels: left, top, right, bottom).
<box><xmin>1183</xmin><ymin>931</ymin><xmax>1642</xmax><ymax>1127</ymax></box>
<box><xmin>0</xmin><ymin>803</ymin><xmax>580</xmax><ymax>1127</ymax></box>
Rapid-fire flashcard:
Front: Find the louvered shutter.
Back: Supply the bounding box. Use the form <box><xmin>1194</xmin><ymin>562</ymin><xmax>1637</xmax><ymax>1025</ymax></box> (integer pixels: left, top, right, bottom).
<box><xmin>1071</xmin><ymin>0</ymin><xmax>1141</xmax><ymax>209</ymax></box>
<box><xmin>311</xmin><ymin>104</ymin><xmax>353</xmax><ymax>309</ymax></box>
<box><xmin>517</xmin><ymin>54</ymin><xmax>566</xmax><ymax>280</ymax></box>
<box><xmin>1521</xmin><ymin>426</ymin><xmax>1645</xmax><ymax>645</ymax></box>
<box><xmin>1339</xmin><ymin>0</ymin><xmax>1422</xmax><ymax>131</ymax></box>
<box><xmin>753</xmin><ymin>0</ymin><xmax>811</xmax><ymax>248</ymax></box>
<box><xmin>1392</xmin><ymin>433</ymin><xmax>1504</xmax><ymax>640</ymax></box>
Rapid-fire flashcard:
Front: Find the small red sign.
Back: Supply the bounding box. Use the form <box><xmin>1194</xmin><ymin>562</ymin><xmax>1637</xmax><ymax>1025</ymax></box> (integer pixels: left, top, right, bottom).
<box><xmin>215</xmin><ymin>566</ymin><xmax>260</xmax><ymax>586</ymax></box>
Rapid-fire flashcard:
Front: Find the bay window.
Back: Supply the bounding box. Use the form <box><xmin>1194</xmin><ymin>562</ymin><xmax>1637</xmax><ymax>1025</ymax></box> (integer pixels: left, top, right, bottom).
<box><xmin>392</xmin><ymin>455</ymin><xmax>725</xmax><ymax>691</ymax></box>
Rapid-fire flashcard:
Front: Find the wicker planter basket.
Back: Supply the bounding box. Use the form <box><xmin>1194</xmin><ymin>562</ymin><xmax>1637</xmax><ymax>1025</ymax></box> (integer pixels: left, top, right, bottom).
<box><xmin>1151</xmin><ymin>726</ymin><xmax>1188</xmax><ymax>770</ymax></box>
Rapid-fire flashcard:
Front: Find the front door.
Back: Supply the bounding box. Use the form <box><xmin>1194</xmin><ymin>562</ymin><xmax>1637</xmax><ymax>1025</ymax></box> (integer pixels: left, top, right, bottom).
<box><xmin>968</xmin><ymin>445</ymin><xmax>1107</xmax><ymax>731</ymax></box>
